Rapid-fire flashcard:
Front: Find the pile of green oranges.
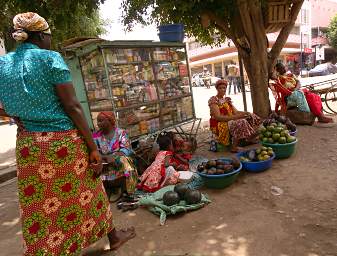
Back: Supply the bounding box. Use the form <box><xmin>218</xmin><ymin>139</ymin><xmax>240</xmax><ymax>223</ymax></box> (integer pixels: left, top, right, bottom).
<box><xmin>259</xmin><ymin>122</ymin><xmax>296</xmax><ymax>144</ymax></box>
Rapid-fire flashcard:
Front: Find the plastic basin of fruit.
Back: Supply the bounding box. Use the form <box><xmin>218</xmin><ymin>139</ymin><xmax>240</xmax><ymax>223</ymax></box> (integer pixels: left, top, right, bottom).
<box><xmin>236</xmin><ymin>151</ymin><xmax>275</xmax><ymax>173</ymax></box>
<box><xmin>198</xmin><ymin>158</ymin><xmax>242</xmax><ymax>189</ymax></box>
<box><xmin>261</xmin><ymin>139</ymin><xmax>298</xmax><ymax>159</ymax></box>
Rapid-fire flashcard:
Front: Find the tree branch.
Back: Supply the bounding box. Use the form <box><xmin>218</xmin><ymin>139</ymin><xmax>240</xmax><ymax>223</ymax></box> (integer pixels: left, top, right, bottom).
<box><xmin>201</xmin><ymin>11</ymin><xmax>234</xmax><ymax>40</ymax></box>
<box><xmin>268</xmin><ymin>0</ymin><xmax>304</xmax><ymax>72</ymax></box>
<box><xmin>201</xmin><ymin>10</ymin><xmax>250</xmax><ymax>57</ymax></box>
<box><xmin>237</xmin><ymin>0</ymin><xmax>256</xmax><ymax>47</ymax></box>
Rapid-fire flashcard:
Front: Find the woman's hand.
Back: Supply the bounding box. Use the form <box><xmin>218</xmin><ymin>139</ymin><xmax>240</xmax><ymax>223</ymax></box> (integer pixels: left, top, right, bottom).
<box><xmin>232</xmin><ymin>112</ymin><xmax>249</xmax><ymax>120</ymax></box>
<box><xmin>89</xmin><ymin>150</ymin><xmax>103</xmax><ymax>177</ymax></box>
<box><xmin>114</xmin><ymin>151</ymin><xmax>125</xmax><ymax>157</ymax></box>
<box><xmin>102</xmin><ymin>155</ymin><xmax>116</xmax><ymax>164</ymax></box>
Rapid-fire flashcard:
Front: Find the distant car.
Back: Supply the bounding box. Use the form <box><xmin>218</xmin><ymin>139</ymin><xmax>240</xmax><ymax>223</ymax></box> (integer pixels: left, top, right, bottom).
<box><xmin>309</xmin><ymin>63</ymin><xmax>337</xmax><ymax>77</ymax></box>
<box><xmin>210</xmin><ymin>76</ymin><xmax>221</xmax><ymax>85</ymax></box>
<box><xmin>192</xmin><ymin>73</ymin><xmax>204</xmax><ymax>87</ymax></box>
<box><xmin>192</xmin><ymin>73</ymin><xmax>221</xmax><ymax>86</ymax></box>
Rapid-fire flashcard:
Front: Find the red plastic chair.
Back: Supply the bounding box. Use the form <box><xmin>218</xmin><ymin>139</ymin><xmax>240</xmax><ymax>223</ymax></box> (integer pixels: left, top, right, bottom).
<box><xmin>269</xmin><ymin>78</ymin><xmax>292</xmax><ymax>114</ymax></box>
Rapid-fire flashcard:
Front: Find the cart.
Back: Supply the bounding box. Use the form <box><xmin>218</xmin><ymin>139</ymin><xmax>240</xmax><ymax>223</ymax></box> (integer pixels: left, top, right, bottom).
<box><xmin>62</xmin><ymin>38</ymin><xmax>201</xmax><ymax>153</ymax></box>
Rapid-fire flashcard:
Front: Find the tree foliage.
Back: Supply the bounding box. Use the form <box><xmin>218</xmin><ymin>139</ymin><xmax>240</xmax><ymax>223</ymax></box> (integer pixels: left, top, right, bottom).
<box><xmin>327</xmin><ymin>14</ymin><xmax>337</xmax><ymax>50</ymax></box>
<box><xmin>121</xmin><ymin>0</ymin><xmax>304</xmax><ymax>117</ymax></box>
<box><xmin>0</xmin><ymin>0</ymin><xmax>107</xmax><ymax>51</ymax></box>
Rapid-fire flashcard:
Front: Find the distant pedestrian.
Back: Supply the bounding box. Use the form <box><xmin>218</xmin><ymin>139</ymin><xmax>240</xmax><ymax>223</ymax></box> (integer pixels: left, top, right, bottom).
<box><xmin>227</xmin><ymin>63</ymin><xmax>240</xmax><ymax>94</ymax></box>
<box><xmin>0</xmin><ymin>12</ymin><xmax>135</xmax><ymax>255</ymax></box>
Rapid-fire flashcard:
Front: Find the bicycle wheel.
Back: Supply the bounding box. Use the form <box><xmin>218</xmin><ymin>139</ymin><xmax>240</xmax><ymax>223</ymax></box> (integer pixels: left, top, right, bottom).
<box><xmin>325</xmin><ymin>87</ymin><xmax>337</xmax><ymax>114</ymax></box>
<box><xmin>321</xmin><ymin>95</ymin><xmax>334</xmax><ymax>114</ymax></box>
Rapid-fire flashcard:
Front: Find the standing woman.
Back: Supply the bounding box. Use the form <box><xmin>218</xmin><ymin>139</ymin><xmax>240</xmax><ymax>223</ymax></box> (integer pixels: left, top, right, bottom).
<box><xmin>0</xmin><ymin>13</ymin><xmax>135</xmax><ymax>255</ymax></box>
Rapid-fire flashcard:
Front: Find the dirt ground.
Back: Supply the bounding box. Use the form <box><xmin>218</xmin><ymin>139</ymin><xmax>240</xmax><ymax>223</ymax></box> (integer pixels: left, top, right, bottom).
<box><xmin>83</xmin><ymin>123</ymin><xmax>337</xmax><ymax>256</ymax></box>
<box><xmin>1</xmin><ymin>123</ymin><xmax>337</xmax><ymax>256</ymax></box>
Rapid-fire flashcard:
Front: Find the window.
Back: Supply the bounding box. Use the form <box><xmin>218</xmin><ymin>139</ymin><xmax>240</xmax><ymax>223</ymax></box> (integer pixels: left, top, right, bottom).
<box><xmin>301</xmin><ymin>9</ymin><xmax>309</xmax><ymax>25</ymax></box>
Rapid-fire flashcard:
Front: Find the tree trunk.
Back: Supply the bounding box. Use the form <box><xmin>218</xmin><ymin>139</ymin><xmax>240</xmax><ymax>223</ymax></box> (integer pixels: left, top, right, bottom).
<box><xmin>207</xmin><ymin>0</ymin><xmax>304</xmax><ymax>118</ymax></box>
<box><xmin>235</xmin><ymin>0</ymin><xmax>271</xmax><ymax>118</ymax></box>
<box><xmin>240</xmin><ymin>48</ymin><xmax>271</xmax><ymax>118</ymax></box>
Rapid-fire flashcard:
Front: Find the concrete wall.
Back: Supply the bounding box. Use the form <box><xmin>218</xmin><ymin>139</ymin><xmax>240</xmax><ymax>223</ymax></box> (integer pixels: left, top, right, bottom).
<box><xmin>311</xmin><ymin>0</ymin><xmax>337</xmax><ymax>27</ymax></box>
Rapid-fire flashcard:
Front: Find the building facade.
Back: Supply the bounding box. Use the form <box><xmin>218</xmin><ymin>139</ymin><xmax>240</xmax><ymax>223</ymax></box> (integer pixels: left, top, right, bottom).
<box><xmin>188</xmin><ymin>0</ymin><xmax>337</xmax><ymax>77</ymax></box>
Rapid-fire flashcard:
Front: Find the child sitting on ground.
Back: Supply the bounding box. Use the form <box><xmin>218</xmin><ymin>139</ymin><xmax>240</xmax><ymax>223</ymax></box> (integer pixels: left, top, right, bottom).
<box><xmin>166</xmin><ymin>132</ymin><xmax>192</xmax><ymax>172</ymax></box>
<box><xmin>138</xmin><ymin>133</ymin><xmax>180</xmax><ymax>192</ymax></box>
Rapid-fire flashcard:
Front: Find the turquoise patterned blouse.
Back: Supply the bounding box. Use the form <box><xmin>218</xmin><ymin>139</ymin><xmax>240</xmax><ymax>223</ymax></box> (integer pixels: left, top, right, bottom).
<box><xmin>0</xmin><ymin>43</ymin><xmax>75</xmax><ymax>131</ymax></box>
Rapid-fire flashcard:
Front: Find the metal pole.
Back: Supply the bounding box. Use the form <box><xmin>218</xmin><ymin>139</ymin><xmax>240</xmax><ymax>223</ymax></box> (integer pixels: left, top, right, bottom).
<box><xmin>238</xmin><ymin>53</ymin><xmax>247</xmax><ymax>112</ymax></box>
<box><xmin>300</xmin><ymin>32</ymin><xmax>303</xmax><ymax>76</ymax></box>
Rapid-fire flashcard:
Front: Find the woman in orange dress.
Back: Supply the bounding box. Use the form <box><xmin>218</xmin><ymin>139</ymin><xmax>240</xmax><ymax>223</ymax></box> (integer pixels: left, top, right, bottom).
<box><xmin>209</xmin><ymin>80</ymin><xmax>261</xmax><ymax>152</ymax></box>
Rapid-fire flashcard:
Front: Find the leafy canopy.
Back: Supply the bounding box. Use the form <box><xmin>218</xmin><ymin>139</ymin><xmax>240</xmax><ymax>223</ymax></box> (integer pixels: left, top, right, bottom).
<box><xmin>1</xmin><ymin>0</ymin><xmax>107</xmax><ymax>51</ymax></box>
<box><xmin>327</xmin><ymin>14</ymin><xmax>337</xmax><ymax>49</ymax></box>
<box><xmin>121</xmin><ymin>0</ymin><xmax>268</xmax><ymax>46</ymax></box>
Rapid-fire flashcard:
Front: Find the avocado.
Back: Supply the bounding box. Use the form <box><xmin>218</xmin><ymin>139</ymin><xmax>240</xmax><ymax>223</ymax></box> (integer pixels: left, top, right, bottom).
<box><xmin>231</xmin><ymin>157</ymin><xmax>241</xmax><ymax>169</ymax></box>
<box><xmin>208</xmin><ymin>160</ymin><xmax>217</xmax><ymax>168</ymax></box>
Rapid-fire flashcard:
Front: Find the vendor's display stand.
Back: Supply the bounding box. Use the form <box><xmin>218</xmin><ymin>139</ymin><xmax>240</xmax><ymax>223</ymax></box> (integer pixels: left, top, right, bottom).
<box><xmin>62</xmin><ymin>39</ymin><xmax>201</xmax><ymax>158</ymax></box>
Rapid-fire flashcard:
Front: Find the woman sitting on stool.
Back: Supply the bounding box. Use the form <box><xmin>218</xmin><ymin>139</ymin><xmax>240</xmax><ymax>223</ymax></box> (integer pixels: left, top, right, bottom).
<box><xmin>209</xmin><ymin>79</ymin><xmax>261</xmax><ymax>152</ymax></box>
<box><xmin>93</xmin><ymin>111</ymin><xmax>138</xmax><ymax>197</ymax></box>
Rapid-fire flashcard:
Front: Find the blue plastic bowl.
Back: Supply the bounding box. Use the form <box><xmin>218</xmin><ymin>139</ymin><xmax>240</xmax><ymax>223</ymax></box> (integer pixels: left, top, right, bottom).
<box><xmin>198</xmin><ymin>158</ymin><xmax>242</xmax><ymax>189</ymax></box>
<box><xmin>158</xmin><ymin>31</ymin><xmax>184</xmax><ymax>42</ymax></box>
<box><xmin>236</xmin><ymin>151</ymin><xmax>275</xmax><ymax>173</ymax></box>
<box><xmin>158</xmin><ymin>24</ymin><xmax>184</xmax><ymax>33</ymax></box>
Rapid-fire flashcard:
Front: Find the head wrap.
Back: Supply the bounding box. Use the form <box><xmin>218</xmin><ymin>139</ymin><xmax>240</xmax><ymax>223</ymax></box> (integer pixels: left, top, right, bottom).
<box><xmin>12</xmin><ymin>12</ymin><xmax>51</xmax><ymax>42</ymax></box>
<box><xmin>215</xmin><ymin>79</ymin><xmax>228</xmax><ymax>89</ymax></box>
<box><xmin>97</xmin><ymin>111</ymin><xmax>116</xmax><ymax>125</ymax></box>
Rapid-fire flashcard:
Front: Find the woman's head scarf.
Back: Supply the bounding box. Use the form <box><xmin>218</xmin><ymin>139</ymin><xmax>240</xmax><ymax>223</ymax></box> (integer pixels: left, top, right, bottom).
<box><xmin>215</xmin><ymin>79</ymin><xmax>228</xmax><ymax>89</ymax></box>
<box><xmin>97</xmin><ymin>111</ymin><xmax>116</xmax><ymax>126</ymax></box>
<box><xmin>12</xmin><ymin>12</ymin><xmax>51</xmax><ymax>42</ymax></box>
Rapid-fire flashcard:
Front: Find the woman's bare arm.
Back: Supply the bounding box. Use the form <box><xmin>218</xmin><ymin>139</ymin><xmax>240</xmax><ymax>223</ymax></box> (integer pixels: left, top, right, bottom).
<box><xmin>55</xmin><ymin>83</ymin><xmax>102</xmax><ymax>174</ymax></box>
<box><xmin>210</xmin><ymin>104</ymin><xmax>244</xmax><ymax>121</ymax></box>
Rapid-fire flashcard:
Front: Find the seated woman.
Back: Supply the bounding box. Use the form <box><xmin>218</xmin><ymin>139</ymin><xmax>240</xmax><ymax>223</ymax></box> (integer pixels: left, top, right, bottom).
<box><xmin>93</xmin><ymin>111</ymin><xmax>138</xmax><ymax>195</ymax></box>
<box><xmin>274</xmin><ymin>63</ymin><xmax>333</xmax><ymax>123</ymax></box>
<box><xmin>209</xmin><ymin>79</ymin><xmax>261</xmax><ymax>152</ymax></box>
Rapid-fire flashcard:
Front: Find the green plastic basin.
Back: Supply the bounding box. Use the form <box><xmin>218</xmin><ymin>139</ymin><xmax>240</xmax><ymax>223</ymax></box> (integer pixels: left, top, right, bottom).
<box><xmin>201</xmin><ymin>172</ymin><xmax>240</xmax><ymax>189</ymax></box>
<box><xmin>261</xmin><ymin>139</ymin><xmax>298</xmax><ymax>159</ymax></box>
<box><xmin>198</xmin><ymin>158</ymin><xmax>242</xmax><ymax>189</ymax></box>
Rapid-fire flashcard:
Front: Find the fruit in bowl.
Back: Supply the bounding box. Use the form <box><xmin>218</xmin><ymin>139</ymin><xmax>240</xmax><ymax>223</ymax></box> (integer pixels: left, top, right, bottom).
<box><xmin>197</xmin><ymin>157</ymin><xmax>238</xmax><ymax>175</ymax></box>
<box><xmin>239</xmin><ymin>146</ymin><xmax>274</xmax><ymax>162</ymax></box>
<box><xmin>263</xmin><ymin>111</ymin><xmax>297</xmax><ymax>133</ymax></box>
<box><xmin>259</xmin><ymin>122</ymin><xmax>296</xmax><ymax>145</ymax></box>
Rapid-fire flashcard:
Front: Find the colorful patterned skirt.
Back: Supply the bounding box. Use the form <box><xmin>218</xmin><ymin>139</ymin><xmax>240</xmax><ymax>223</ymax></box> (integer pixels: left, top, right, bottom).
<box><xmin>228</xmin><ymin>113</ymin><xmax>261</xmax><ymax>141</ymax></box>
<box><xmin>16</xmin><ymin>130</ymin><xmax>113</xmax><ymax>256</ymax></box>
<box><xmin>101</xmin><ymin>154</ymin><xmax>138</xmax><ymax>194</ymax></box>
